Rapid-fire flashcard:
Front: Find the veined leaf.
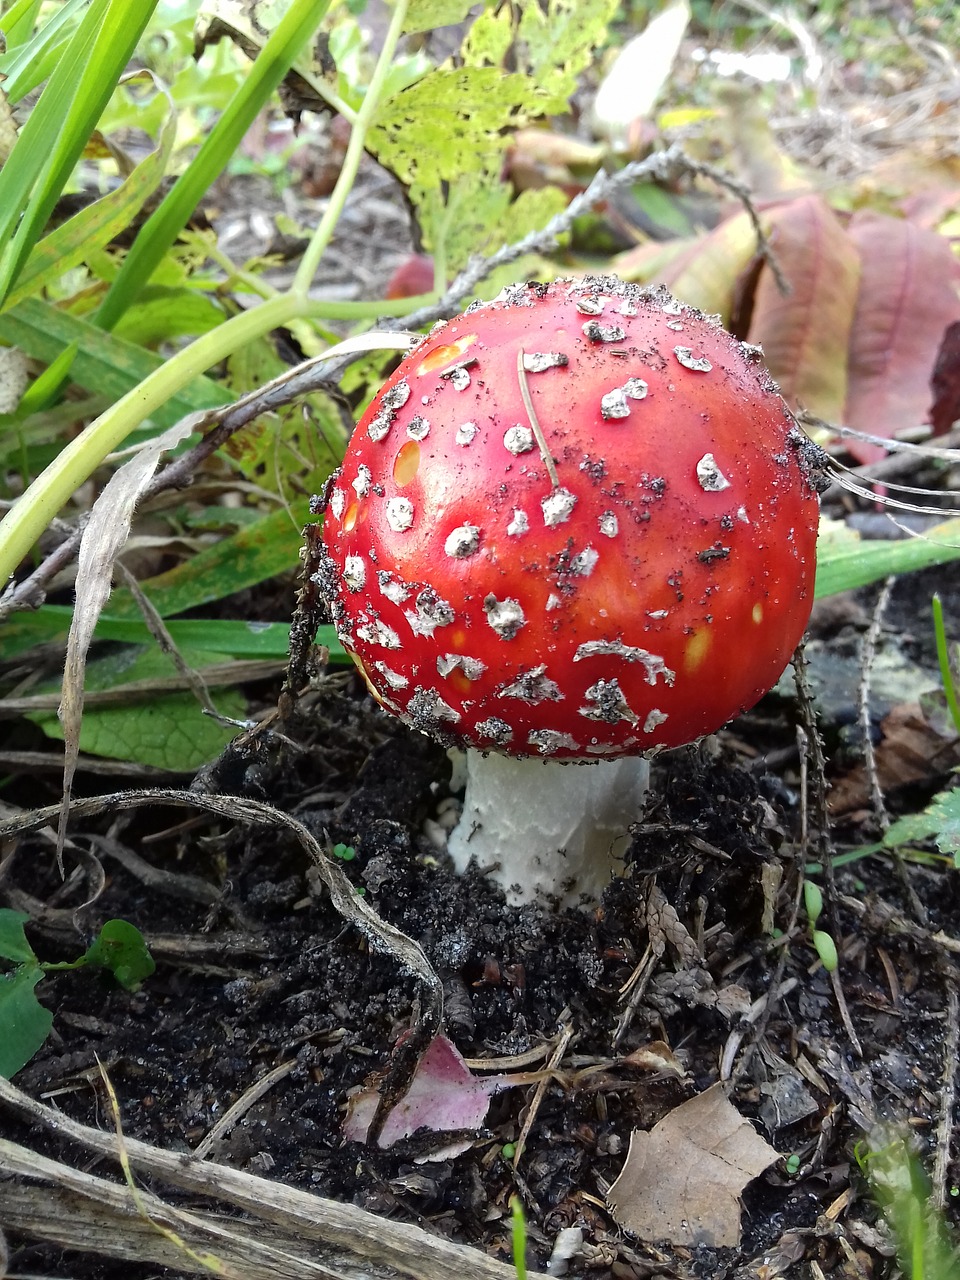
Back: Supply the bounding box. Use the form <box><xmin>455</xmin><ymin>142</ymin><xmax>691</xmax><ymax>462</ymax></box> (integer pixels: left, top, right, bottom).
<box><xmin>653</xmin><ymin>209</ymin><xmax>759</xmax><ymax>322</ymax></box>
<box><xmin>0</xmin><ymin>297</ymin><xmax>229</xmax><ymax>425</ymax></box>
<box><xmin>748</xmin><ymin>195</ymin><xmax>860</xmax><ymax>423</ymax></box>
<box><xmin>843</xmin><ymin>212</ymin><xmax>960</xmax><ymax>464</ymax></box>
<box><xmin>27</xmin><ymin>644</ymin><xmax>246</xmax><ymax>769</ymax></box>
<box><xmin>515</xmin><ymin>0</ymin><xmax>619</xmax><ymax>113</ymax></box>
<box><xmin>370</xmin><ymin>66</ymin><xmax>546</xmax><ymax>190</ymax></box>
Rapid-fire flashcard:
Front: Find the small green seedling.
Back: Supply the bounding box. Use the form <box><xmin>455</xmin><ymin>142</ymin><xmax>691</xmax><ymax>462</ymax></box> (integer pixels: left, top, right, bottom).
<box><xmin>0</xmin><ymin>908</ymin><xmax>155</xmax><ymax>1078</ymax></box>
<box><xmin>332</xmin><ymin>842</ymin><xmax>357</xmax><ymax>861</ymax></box>
<box><xmin>511</xmin><ymin>1195</ymin><xmax>528</xmax><ymax>1280</ymax></box>
<box><xmin>784</xmin><ymin>1153</ymin><xmax>801</xmax><ymax>1176</ymax></box>
<box><xmin>803</xmin><ymin>881</ymin><xmax>839</xmax><ymax>972</ymax></box>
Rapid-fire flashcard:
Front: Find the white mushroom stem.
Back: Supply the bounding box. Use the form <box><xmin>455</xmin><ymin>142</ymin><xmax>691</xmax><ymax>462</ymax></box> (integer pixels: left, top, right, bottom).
<box><xmin>445</xmin><ymin>751</ymin><xmax>651</xmax><ymax>908</ymax></box>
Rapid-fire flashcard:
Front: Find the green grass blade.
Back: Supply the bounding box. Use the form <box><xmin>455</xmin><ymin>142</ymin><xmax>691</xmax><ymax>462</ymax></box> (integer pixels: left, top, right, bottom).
<box><xmin>0</xmin><ymin>297</ymin><xmax>229</xmax><ymax>425</ymax></box>
<box><xmin>0</xmin><ymin>0</ymin><xmax>159</xmax><ymax>305</ymax></box>
<box><xmin>0</xmin><ymin>0</ymin><xmax>87</xmax><ymax>101</ymax></box>
<box><xmin>0</xmin><ymin>0</ymin><xmax>46</xmax><ymax>50</ymax></box>
<box><xmin>3</xmin><ymin>84</ymin><xmax>177</xmax><ymax>311</ymax></box>
<box><xmin>95</xmin><ymin>0</ymin><xmax>332</xmax><ymax>330</ymax></box>
<box><xmin>815</xmin><ymin>518</ymin><xmax>960</xmax><ymax>598</ymax></box>
<box><xmin>0</xmin><ymin>607</ymin><xmax>345</xmax><ymax>663</ymax></box>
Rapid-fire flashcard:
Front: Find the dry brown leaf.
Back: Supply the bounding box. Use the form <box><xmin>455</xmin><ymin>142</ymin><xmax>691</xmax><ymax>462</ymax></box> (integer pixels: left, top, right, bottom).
<box><xmin>606</xmin><ymin>1084</ymin><xmax>778</xmax><ymax>1247</ymax></box>
<box><xmin>56</xmin><ymin>415</ymin><xmax>204</xmax><ymax>864</ymax></box>
<box><xmin>621</xmin><ymin>1040</ymin><xmax>685</xmax><ymax>1076</ymax></box>
<box><xmin>827</xmin><ymin>701</ymin><xmax>960</xmax><ymax>814</ymax></box>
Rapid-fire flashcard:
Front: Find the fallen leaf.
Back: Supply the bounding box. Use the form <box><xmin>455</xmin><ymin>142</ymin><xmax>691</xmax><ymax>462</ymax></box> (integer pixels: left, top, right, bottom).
<box><xmin>827</xmin><ymin>701</ymin><xmax>960</xmax><ymax>815</ymax></box>
<box><xmin>606</xmin><ymin>1084</ymin><xmax>778</xmax><ymax>1247</ymax></box>
<box><xmin>930</xmin><ymin>319</ymin><xmax>960</xmax><ymax>436</ymax></box>
<box><xmin>621</xmin><ymin>1040</ymin><xmax>685</xmax><ymax>1077</ymax></box>
<box><xmin>748</xmin><ymin>195</ymin><xmax>860</xmax><ymax>424</ymax></box>
<box><xmin>343</xmin><ymin>1034</ymin><xmax>522</xmax><ymax>1160</ymax></box>
<box><xmin>843</xmin><ymin>213</ymin><xmax>960</xmax><ymax>463</ymax></box>
<box><xmin>653</xmin><ymin>209</ymin><xmax>761</xmax><ymax>322</ymax></box>
<box><xmin>57</xmin><ymin>414</ymin><xmax>203</xmax><ymax>865</ymax></box>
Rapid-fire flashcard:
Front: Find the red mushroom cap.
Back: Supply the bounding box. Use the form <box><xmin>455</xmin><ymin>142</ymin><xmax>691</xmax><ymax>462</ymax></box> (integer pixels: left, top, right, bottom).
<box><xmin>318</xmin><ymin>277</ymin><xmax>821</xmax><ymax>759</ymax></box>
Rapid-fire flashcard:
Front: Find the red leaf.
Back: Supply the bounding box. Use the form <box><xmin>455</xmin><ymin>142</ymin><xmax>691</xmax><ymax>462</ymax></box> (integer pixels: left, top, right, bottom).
<box><xmin>930</xmin><ymin>320</ymin><xmax>960</xmax><ymax>437</ymax></box>
<box><xmin>843</xmin><ymin>213</ymin><xmax>960</xmax><ymax>463</ymax></box>
<box><xmin>747</xmin><ymin>195</ymin><xmax>860</xmax><ymax>424</ymax></box>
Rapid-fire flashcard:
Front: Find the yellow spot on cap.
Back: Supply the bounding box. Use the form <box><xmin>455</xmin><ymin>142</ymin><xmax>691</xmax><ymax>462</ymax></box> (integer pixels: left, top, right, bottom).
<box><xmin>393</xmin><ymin>439</ymin><xmax>421</xmax><ymax>487</ymax></box>
<box><xmin>752</xmin><ymin>602</ymin><xmax>764</xmax><ymax>625</ymax></box>
<box><xmin>417</xmin><ymin>334</ymin><xmax>478</xmax><ymax>375</ymax></box>
<box><xmin>451</xmin><ymin>628</ymin><xmax>468</xmax><ymax>649</ymax></box>
<box><xmin>343</xmin><ymin>502</ymin><xmax>359</xmax><ymax>533</ymax></box>
<box><xmin>684</xmin><ymin>628</ymin><xmax>711</xmax><ymax>673</ymax></box>
<box><xmin>448</xmin><ymin>670</ymin><xmax>472</xmax><ymax>697</ymax></box>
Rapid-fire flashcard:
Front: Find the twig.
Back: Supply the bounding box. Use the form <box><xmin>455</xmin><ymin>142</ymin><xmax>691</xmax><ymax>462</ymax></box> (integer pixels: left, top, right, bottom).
<box><xmin>828</xmin><ymin>967</ymin><xmax>863</xmax><ymax>1058</ymax></box>
<box><xmin>0</xmin><ymin>789</ymin><xmax>443</xmax><ymax>1038</ymax></box>
<box><xmin>512</xmin><ymin>1018</ymin><xmax>575</xmax><ymax>1170</ymax></box>
<box><xmin>0</xmin><ymin>147</ymin><xmax>783</xmax><ymax>622</ymax></box>
<box><xmin>194</xmin><ymin>1060</ymin><xmax>298</xmax><ymax>1160</ymax></box>
<box><xmin>0</xmin><ymin>1074</ymin><xmax>532</xmax><ymax>1279</ymax></box>
<box><xmin>858</xmin><ymin>575</ymin><xmax>928</xmax><ymax>924</ymax></box>
<box><xmin>859</xmin><ymin>576</ymin><xmax>894</xmax><ymax>833</ymax></box>
<box><xmin>933</xmin><ymin>977</ymin><xmax>960</xmax><ymax>1211</ymax></box>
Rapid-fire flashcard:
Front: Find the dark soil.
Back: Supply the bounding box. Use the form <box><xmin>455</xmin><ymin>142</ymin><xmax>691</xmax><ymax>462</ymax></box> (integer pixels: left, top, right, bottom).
<box><xmin>3</xmin><ymin>562</ymin><xmax>960</xmax><ymax>1280</ymax></box>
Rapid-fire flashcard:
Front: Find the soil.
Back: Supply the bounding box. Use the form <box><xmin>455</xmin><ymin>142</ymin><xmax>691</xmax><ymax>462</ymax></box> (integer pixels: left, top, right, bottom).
<box><xmin>3</xmin><ymin>560</ymin><xmax>960</xmax><ymax>1280</ymax></box>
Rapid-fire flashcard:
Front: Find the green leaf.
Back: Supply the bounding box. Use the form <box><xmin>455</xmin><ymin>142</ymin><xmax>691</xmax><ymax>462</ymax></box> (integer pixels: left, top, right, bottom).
<box><xmin>102</xmin><ymin>505</ymin><xmax>310</xmax><ymax>621</ymax></box>
<box><xmin>514</xmin><ymin>0</ymin><xmax>619</xmax><ymax>112</ymax></box>
<box><xmin>83</xmin><ymin>919</ymin><xmax>155</xmax><ymax>990</ymax></box>
<box><xmin>0</xmin><ymin>909</ymin><xmax>37</xmax><ymax>966</ymax></box>
<box><xmin>0</xmin><ymin>297</ymin><xmax>229</xmax><ymax>425</ymax></box>
<box><xmin>112</xmin><ymin>287</ymin><xmax>228</xmax><ymax>348</ymax></box>
<box><xmin>815</xmin><ymin>517</ymin><xmax>960</xmax><ymax>598</ymax></box>
<box><xmin>812</xmin><ymin>929</ymin><xmax>838</xmax><ymax>972</ymax></box>
<box><xmin>803</xmin><ymin>880</ymin><xmax>823</xmax><ymax>926</ymax></box>
<box><xmin>0</xmin><ymin>963</ymin><xmax>52</xmax><ymax>1078</ymax></box>
<box><xmin>370</xmin><ymin>66</ymin><xmax>545</xmax><ymax>190</ymax></box>
<box><xmin>884</xmin><ymin>787</ymin><xmax>960</xmax><ymax>858</ymax></box>
<box><xmin>403</xmin><ymin>0</ymin><xmax>476</xmax><ymax>34</ymax></box>
<box><xmin>0</xmin><ymin>0</ymin><xmax>87</xmax><ymax>101</ymax></box>
<box><xmin>27</xmin><ymin>644</ymin><xmax>247</xmax><ymax>769</ymax></box>
<box><xmin>0</xmin><ymin>606</ymin><xmax>347</xmax><ymax>665</ymax></box>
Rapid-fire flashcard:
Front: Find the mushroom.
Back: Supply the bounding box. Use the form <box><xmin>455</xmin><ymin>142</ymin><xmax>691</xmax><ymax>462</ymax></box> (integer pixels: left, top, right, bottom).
<box><xmin>317</xmin><ymin>276</ymin><xmax>822</xmax><ymax>908</ymax></box>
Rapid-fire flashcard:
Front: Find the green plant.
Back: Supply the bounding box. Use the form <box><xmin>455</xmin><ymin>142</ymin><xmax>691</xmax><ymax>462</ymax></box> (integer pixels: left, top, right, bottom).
<box><xmin>860</xmin><ymin>1130</ymin><xmax>960</xmax><ymax>1280</ymax></box>
<box><xmin>803</xmin><ymin>880</ymin><xmax>839</xmax><ymax>972</ymax></box>
<box><xmin>511</xmin><ymin>1195</ymin><xmax>528</xmax><ymax>1280</ymax></box>
<box><xmin>0</xmin><ymin>907</ymin><xmax>155</xmax><ymax>1078</ymax></box>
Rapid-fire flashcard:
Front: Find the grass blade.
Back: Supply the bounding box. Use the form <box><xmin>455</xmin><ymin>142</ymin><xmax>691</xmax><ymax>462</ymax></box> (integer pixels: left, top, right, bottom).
<box><xmin>0</xmin><ymin>0</ymin><xmax>158</xmax><ymax>304</ymax></box>
<box><xmin>95</xmin><ymin>0</ymin><xmax>332</xmax><ymax>330</ymax></box>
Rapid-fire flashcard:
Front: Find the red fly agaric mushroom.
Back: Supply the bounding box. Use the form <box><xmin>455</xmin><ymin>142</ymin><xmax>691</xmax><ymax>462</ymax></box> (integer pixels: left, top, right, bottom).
<box><xmin>317</xmin><ymin>276</ymin><xmax>822</xmax><ymax>907</ymax></box>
